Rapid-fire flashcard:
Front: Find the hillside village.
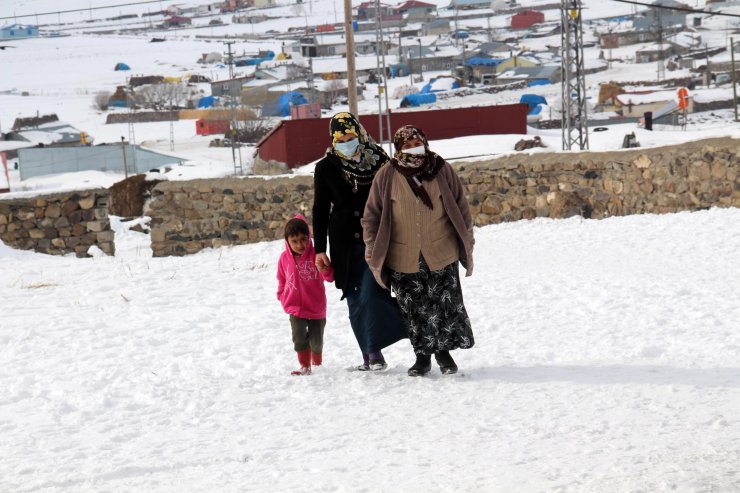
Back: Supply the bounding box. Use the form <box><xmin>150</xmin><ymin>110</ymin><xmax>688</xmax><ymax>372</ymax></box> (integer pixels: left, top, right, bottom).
<box><xmin>0</xmin><ymin>0</ymin><xmax>739</xmax><ymax>183</ymax></box>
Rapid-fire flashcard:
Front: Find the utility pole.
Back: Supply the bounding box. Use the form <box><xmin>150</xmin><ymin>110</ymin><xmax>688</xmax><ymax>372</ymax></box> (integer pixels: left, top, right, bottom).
<box><xmin>343</xmin><ymin>0</ymin><xmax>358</xmax><ymax>115</ymax></box>
<box><xmin>560</xmin><ymin>0</ymin><xmax>589</xmax><ymax>151</ymax></box>
<box><xmin>373</xmin><ymin>0</ymin><xmax>393</xmax><ymax>150</ymax></box>
<box><xmin>732</xmin><ymin>37</ymin><xmax>738</xmax><ymax>122</ymax></box>
<box><xmin>223</xmin><ymin>40</ymin><xmax>243</xmax><ymax>176</ymax></box>
<box><xmin>120</xmin><ymin>137</ymin><xmax>129</xmax><ymax>179</ymax></box>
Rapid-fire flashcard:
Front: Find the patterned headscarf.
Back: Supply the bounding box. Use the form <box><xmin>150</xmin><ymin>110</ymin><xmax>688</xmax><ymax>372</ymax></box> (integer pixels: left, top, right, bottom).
<box><xmin>391</xmin><ymin>125</ymin><xmax>444</xmax><ymax>209</ymax></box>
<box><xmin>327</xmin><ymin>112</ymin><xmax>389</xmax><ymax>190</ymax></box>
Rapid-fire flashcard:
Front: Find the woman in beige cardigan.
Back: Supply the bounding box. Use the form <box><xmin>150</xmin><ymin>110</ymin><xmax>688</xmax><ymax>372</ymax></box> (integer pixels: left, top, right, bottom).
<box><xmin>362</xmin><ymin>125</ymin><xmax>475</xmax><ymax>376</ymax></box>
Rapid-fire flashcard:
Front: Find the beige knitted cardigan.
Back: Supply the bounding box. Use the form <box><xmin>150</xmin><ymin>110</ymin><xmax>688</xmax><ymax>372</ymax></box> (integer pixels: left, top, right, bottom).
<box><xmin>362</xmin><ymin>160</ymin><xmax>475</xmax><ymax>289</ymax></box>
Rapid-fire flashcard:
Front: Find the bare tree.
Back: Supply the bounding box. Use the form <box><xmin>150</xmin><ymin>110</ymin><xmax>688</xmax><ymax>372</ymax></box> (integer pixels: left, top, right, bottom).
<box><xmin>325</xmin><ymin>79</ymin><xmax>347</xmax><ymax>107</ymax></box>
<box><xmin>134</xmin><ymin>82</ymin><xmax>191</xmax><ymax>110</ymax></box>
<box><xmin>93</xmin><ymin>91</ymin><xmax>112</xmax><ymax>111</ymax></box>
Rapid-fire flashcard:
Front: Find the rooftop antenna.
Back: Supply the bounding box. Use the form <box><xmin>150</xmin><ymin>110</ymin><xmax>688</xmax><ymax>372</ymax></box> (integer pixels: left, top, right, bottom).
<box><xmin>560</xmin><ymin>0</ymin><xmax>589</xmax><ymax>151</ymax></box>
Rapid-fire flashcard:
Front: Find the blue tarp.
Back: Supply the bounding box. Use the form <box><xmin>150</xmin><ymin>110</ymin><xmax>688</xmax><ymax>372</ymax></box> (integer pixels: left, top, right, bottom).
<box><xmin>234</xmin><ymin>51</ymin><xmax>275</xmax><ymax>67</ymax></box>
<box><xmin>399</xmin><ymin>93</ymin><xmax>437</xmax><ymax>107</ymax></box>
<box><xmin>261</xmin><ymin>91</ymin><xmax>309</xmax><ymax>117</ymax></box>
<box><xmin>419</xmin><ymin>77</ymin><xmax>460</xmax><ymax>93</ymax></box>
<box><xmin>114</xmin><ymin>62</ymin><xmax>130</xmax><ymax>71</ymax></box>
<box><xmin>527</xmin><ymin>79</ymin><xmax>551</xmax><ymax>87</ymax></box>
<box><xmin>520</xmin><ymin>94</ymin><xmax>548</xmax><ymax>112</ymax></box>
<box><xmin>197</xmin><ymin>96</ymin><xmax>217</xmax><ymax>108</ymax></box>
<box><xmin>388</xmin><ymin>64</ymin><xmax>410</xmax><ymax>77</ymax></box>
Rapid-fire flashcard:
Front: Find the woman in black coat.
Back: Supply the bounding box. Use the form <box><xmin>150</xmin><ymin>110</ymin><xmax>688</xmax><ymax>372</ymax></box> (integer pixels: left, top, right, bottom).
<box><xmin>312</xmin><ymin>112</ymin><xmax>407</xmax><ymax>371</ymax></box>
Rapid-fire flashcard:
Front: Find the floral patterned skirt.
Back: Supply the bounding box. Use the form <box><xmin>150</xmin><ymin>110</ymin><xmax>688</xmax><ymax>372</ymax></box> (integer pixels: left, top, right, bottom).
<box><xmin>390</xmin><ymin>256</ymin><xmax>474</xmax><ymax>355</ymax></box>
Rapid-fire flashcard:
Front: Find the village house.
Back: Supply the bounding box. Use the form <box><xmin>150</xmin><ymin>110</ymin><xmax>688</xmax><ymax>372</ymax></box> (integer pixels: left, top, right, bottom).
<box><xmin>510</xmin><ymin>9</ymin><xmax>544</xmax><ymax>29</ymax></box>
<box><xmin>163</xmin><ymin>15</ymin><xmax>193</xmax><ymax>27</ymax></box>
<box><xmin>446</xmin><ymin>0</ymin><xmax>492</xmax><ymax>10</ymax></box>
<box><xmin>395</xmin><ymin>0</ymin><xmax>437</xmax><ymax>20</ymax></box>
<box><xmin>211</xmin><ymin>73</ymin><xmax>256</xmax><ymax>98</ymax></box>
<box><xmin>357</xmin><ymin>2</ymin><xmax>401</xmax><ymax>20</ymax></box>
<box><xmin>405</xmin><ymin>43</ymin><xmax>458</xmax><ymax>74</ymax></box>
<box><xmin>0</xmin><ymin>24</ymin><xmax>39</xmax><ymax>41</ymax></box>
<box><xmin>615</xmin><ymin>89</ymin><xmax>693</xmax><ymax>117</ymax></box>
<box><xmin>495</xmin><ymin>65</ymin><xmax>560</xmax><ymax>85</ymax></box>
<box><xmin>219</xmin><ymin>0</ymin><xmax>250</xmax><ymax>12</ymax></box>
<box><xmin>465</xmin><ymin>56</ymin><xmax>504</xmax><ymax>83</ymax></box>
<box><xmin>477</xmin><ymin>41</ymin><xmax>515</xmax><ymax>56</ymax></box>
<box><xmin>632</xmin><ymin>0</ymin><xmax>689</xmax><ymax>31</ymax></box>
<box><xmin>420</xmin><ymin>19</ymin><xmax>450</xmax><ymax>36</ymax></box>
<box><xmin>298</xmin><ymin>32</ymin><xmax>383</xmax><ymax>58</ymax></box>
<box><xmin>165</xmin><ymin>3</ymin><xmax>211</xmax><ymax>16</ymax></box>
<box><xmin>310</xmin><ymin>54</ymin><xmax>400</xmax><ymax>81</ymax></box>
<box><xmin>4</xmin><ymin>115</ymin><xmax>93</xmax><ymax>149</ymax></box>
<box><xmin>252</xmin><ymin>0</ymin><xmax>277</xmax><ymax>8</ymax></box>
<box><xmin>635</xmin><ymin>32</ymin><xmax>701</xmax><ymax>63</ymax></box>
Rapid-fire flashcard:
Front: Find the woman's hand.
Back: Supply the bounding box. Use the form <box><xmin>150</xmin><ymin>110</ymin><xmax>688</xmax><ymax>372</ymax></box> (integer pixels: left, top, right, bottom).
<box><xmin>315</xmin><ymin>253</ymin><xmax>331</xmax><ymax>273</ymax></box>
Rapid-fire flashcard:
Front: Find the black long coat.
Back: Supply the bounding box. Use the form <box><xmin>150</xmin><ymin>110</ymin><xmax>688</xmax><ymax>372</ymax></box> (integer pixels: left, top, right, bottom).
<box><xmin>312</xmin><ymin>154</ymin><xmax>372</xmax><ymax>296</ymax></box>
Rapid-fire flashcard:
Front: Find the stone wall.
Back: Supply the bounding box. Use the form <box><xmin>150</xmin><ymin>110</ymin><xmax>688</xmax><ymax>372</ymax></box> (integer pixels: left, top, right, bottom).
<box><xmin>149</xmin><ymin>176</ymin><xmax>312</xmax><ymax>257</ymax></box>
<box><xmin>148</xmin><ymin>137</ymin><xmax>739</xmax><ymax>257</ymax></box>
<box><xmin>0</xmin><ymin>189</ymin><xmax>115</xmax><ymax>257</ymax></box>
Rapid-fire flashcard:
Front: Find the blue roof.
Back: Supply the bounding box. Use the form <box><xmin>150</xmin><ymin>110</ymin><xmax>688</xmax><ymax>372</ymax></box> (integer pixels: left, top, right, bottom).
<box><xmin>466</xmin><ymin>57</ymin><xmax>504</xmax><ymax>67</ymax></box>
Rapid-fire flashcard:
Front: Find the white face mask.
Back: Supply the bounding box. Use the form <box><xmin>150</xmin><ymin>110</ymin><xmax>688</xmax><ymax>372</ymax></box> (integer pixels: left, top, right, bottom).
<box><xmin>335</xmin><ymin>138</ymin><xmax>360</xmax><ymax>158</ymax></box>
<box><xmin>402</xmin><ymin>145</ymin><xmax>426</xmax><ymax>156</ymax></box>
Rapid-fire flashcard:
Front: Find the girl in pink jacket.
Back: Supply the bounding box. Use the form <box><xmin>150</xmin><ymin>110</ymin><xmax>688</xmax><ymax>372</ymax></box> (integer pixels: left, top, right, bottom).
<box><xmin>277</xmin><ymin>215</ymin><xmax>334</xmax><ymax>375</ymax></box>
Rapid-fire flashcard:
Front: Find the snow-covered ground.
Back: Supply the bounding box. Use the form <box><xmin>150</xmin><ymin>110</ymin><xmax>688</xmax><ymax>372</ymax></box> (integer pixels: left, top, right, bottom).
<box><xmin>2</xmin><ymin>208</ymin><xmax>740</xmax><ymax>492</ymax></box>
<box><xmin>2</xmin><ymin>2</ymin><xmax>740</xmax><ymax>490</ymax></box>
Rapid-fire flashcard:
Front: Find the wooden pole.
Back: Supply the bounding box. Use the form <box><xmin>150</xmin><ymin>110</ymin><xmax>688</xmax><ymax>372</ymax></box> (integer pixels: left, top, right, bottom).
<box><xmin>343</xmin><ymin>0</ymin><xmax>358</xmax><ymax>115</ymax></box>
<box><xmin>731</xmin><ymin>37</ymin><xmax>738</xmax><ymax>122</ymax></box>
<box><xmin>120</xmin><ymin>137</ymin><xmax>129</xmax><ymax>179</ymax></box>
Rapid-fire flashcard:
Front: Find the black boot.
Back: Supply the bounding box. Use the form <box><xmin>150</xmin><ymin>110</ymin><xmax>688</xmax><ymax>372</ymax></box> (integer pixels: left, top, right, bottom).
<box><xmin>407</xmin><ymin>353</ymin><xmax>432</xmax><ymax>377</ymax></box>
<box><xmin>435</xmin><ymin>350</ymin><xmax>458</xmax><ymax>375</ymax></box>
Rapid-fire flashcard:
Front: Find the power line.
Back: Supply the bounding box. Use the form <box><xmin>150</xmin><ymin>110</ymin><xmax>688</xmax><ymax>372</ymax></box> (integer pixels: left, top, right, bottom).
<box><xmin>609</xmin><ymin>0</ymin><xmax>740</xmax><ymax>19</ymax></box>
<box><xmin>0</xmin><ymin>0</ymin><xmax>166</xmax><ymax>21</ymax></box>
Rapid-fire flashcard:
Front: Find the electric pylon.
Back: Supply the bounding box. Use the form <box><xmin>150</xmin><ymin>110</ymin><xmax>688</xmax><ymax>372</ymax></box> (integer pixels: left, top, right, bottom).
<box><xmin>561</xmin><ymin>0</ymin><xmax>589</xmax><ymax>150</ymax></box>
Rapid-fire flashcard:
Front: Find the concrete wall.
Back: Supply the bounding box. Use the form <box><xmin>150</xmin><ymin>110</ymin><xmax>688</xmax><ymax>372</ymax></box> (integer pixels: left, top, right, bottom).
<box><xmin>19</xmin><ymin>146</ymin><xmax>182</xmax><ymax>180</ymax></box>
<box><xmin>0</xmin><ymin>189</ymin><xmax>115</xmax><ymax>257</ymax></box>
<box><xmin>149</xmin><ymin>137</ymin><xmax>739</xmax><ymax>257</ymax></box>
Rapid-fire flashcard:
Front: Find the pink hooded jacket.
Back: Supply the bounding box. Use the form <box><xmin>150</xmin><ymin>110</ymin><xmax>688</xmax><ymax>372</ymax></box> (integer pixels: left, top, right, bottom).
<box><xmin>276</xmin><ymin>214</ymin><xmax>334</xmax><ymax>319</ymax></box>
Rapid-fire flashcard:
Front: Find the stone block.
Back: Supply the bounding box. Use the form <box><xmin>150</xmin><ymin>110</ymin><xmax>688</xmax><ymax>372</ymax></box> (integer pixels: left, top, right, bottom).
<box><xmin>151</xmin><ymin>229</ymin><xmax>166</xmax><ymax>243</ymax></box>
<box><xmin>72</xmin><ymin>223</ymin><xmax>87</xmax><ymax>236</ymax></box>
<box><xmin>78</xmin><ymin>196</ymin><xmax>96</xmax><ymax>210</ymax></box>
<box><xmin>45</xmin><ymin>204</ymin><xmax>61</xmax><ymax>218</ymax></box>
<box><xmin>75</xmin><ymin>245</ymin><xmax>89</xmax><ymax>258</ymax></box>
<box><xmin>61</xmin><ymin>200</ymin><xmax>80</xmax><ymax>215</ymax></box>
<box><xmin>97</xmin><ymin>230</ymin><xmax>115</xmax><ymax>243</ymax></box>
<box><xmin>51</xmin><ymin>238</ymin><xmax>66</xmax><ymax>248</ymax></box>
<box><xmin>633</xmin><ymin>154</ymin><xmax>652</xmax><ymax>169</ymax></box>
<box><xmin>0</xmin><ymin>214</ymin><xmax>7</xmax><ymax>225</ymax></box>
<box><xmin>99</xmin><ymin>242</ymin><xmax>115</xmax><ymax>255</ymax></box>
<box><xmin>28</xmin><ymin>229</ymin><xmax>46</xmax><ymax>239</ymax></box>
<box><xmin>86</xmin><ymin>220</ymin><xmax>109</xmax><ymax>233</ymax></box>
<box><xmin>16</xmin><ymin>210</ymin><xmax>35</xmax><ymax>221</ymax></box>
<box><xmin>711</xmin><ymin>163</ymin><xmax>727</xmax><ymax>180</ymax></box>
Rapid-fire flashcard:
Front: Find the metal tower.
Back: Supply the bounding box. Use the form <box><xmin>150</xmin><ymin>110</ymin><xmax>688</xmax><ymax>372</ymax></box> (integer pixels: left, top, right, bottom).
<box><xmin>560</xmin><ymin>0</ymin><xmax>589</xmax><ymax>151</ymax></box>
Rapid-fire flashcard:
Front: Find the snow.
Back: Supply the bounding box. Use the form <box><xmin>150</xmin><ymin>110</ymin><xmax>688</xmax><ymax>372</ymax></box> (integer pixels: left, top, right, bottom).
<box><xmin>2</xmin><ymin>2</ymin><xmax>740</xmax><ymax>488</ymax></box>
<box><xmin>2</xmin><ymin>207</ymin><xmax>740</xmax><ymax>491</ymax></box>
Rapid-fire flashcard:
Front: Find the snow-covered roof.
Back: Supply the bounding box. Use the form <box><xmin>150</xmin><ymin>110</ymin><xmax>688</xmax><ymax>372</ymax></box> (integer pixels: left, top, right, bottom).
<box><xmin>665</xmin><ymin>32</ymin><xmax>702</xmax><ymax>49</ymax></box>
<box><xmin>615</xmin><ymin>89</ymin><xmax>682</xmax><ymax>105</ymax></box>
<box><xmin>310</xmin><ymin>54</ymin><xmax>399</xmax><ymax>74</ymax></box>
